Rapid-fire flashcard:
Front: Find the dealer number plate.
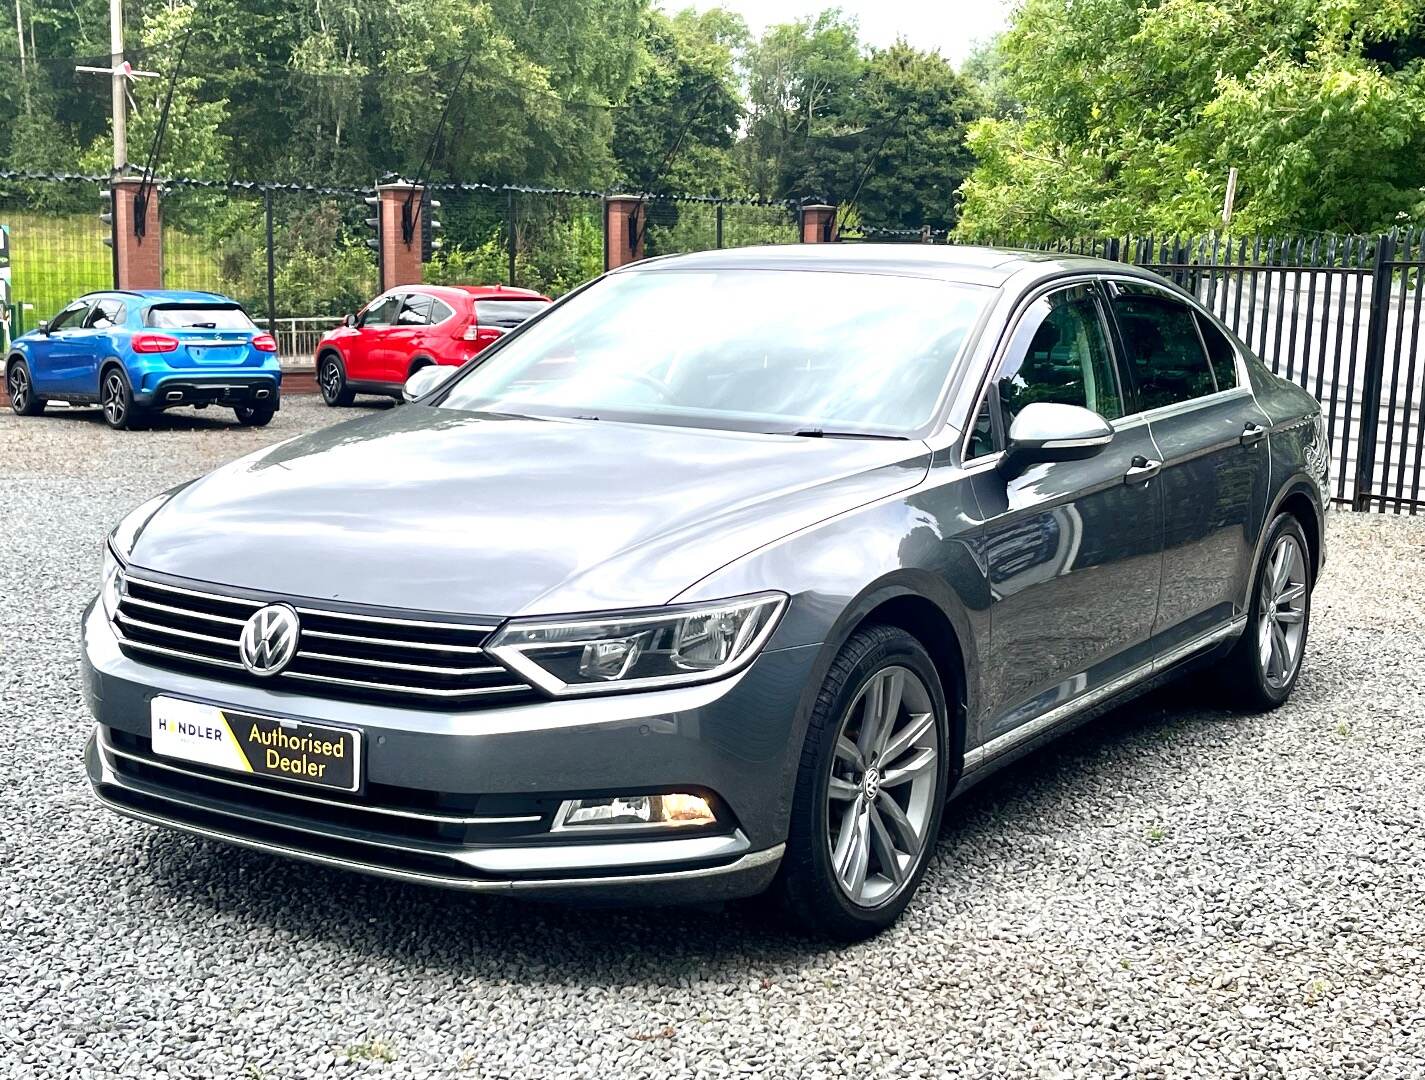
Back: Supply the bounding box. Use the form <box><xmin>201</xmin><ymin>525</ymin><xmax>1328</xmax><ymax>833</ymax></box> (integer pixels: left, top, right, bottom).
<box><xmin>150</xmin><ymin>696</ymin><xmax>361</xmax><ymax>792</ymax></box>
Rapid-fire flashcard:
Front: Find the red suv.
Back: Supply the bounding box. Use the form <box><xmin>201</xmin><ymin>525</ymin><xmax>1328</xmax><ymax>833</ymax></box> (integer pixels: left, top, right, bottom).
<box><xmin>315</xmin><ymin>284</ymin><xmax>551</xmax><ymax>406</ymax></box>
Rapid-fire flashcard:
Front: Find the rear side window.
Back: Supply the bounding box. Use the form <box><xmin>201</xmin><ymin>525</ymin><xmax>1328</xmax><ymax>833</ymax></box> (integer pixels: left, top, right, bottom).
<box><xmin>1196</xmin><ymin>313</ymin><xmax>1238</xmax><ymax>390</ymax></box>
<box><xmin>429</xmin><ymin>298</ymin><xmax>455</xmax><ymax>323</ymax></box>
<box><xmin>86</xmin><ymin>300</ymin><xmax>126</xmax><ymax>329</ymax></box>
<box><xmin>397</xmin><ymin>295</ymin><xmax>434</xmax><ymax>326</ymax></box>
<box><xmin>1110</xmin><ymin>289</ymin><xmax>1216</xmax><ymax>410</ymax></box>
<box><xmin>475</xmin><ymin>299</ymin><xmax>548</xmax><ymax>329</ymax></box>
<box><xmin>147</xmin><ymin>304</ymin><xmax>255</xmax><ymax>330</ymax></box>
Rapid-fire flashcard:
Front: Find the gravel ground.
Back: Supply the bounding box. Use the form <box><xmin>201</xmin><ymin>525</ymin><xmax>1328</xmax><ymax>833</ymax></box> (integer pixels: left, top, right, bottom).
<box><xmin>2</xmin><ymin>395</ymin><xmax>1424</xmax><ymax>1079</ymax></box>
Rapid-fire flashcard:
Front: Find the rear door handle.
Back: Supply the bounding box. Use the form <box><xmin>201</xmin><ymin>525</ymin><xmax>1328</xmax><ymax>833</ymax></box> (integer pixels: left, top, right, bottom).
<box><xmin>1124</xmin><ymin>456</ymin><xmax>1162</xmax><ymax>485</ymax></box>
<box><xmin>1240</xmin><ymin>422</ymin><xmax>1267</xmax><ymax>446</ymax></box>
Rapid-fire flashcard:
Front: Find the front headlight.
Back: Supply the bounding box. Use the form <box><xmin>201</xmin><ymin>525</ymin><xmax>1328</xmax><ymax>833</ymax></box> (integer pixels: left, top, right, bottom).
<box><xmin>485</xmin><ymin>592</ymin><xmax>787</xmax><ymax>696</ymax></box>
<box><xmin>101</xmin><ymin>542</ymin><xmax>125</xmax><ymax>620</ymax></box>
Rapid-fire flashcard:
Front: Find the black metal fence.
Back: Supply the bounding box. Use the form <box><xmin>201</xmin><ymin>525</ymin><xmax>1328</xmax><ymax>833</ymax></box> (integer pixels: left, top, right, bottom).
<box><xmin>963</xmin><ymin>231</ymin><xmax>1425</xmax><ymax>515</ymax></box>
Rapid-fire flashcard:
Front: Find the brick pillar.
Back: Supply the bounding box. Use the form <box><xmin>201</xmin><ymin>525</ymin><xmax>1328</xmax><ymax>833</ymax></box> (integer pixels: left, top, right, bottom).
<box><xmin>111</xmin><ymin>178</ymin><xmax>162</xmax><ymax>290</ymax></box>
<box><xmin>800</xmin><ymin>204</ymin><xmax>838</xmax><ymax>244</ymax></box>
<box><xmin>377</xmin><ymin>182</ymin><xmax>425</xmax><ymax>291</ymax></box>
<box><xmin>604</xmin><ymin>195</ymin><xmax>646</xmax><ymax>271</ymax></box>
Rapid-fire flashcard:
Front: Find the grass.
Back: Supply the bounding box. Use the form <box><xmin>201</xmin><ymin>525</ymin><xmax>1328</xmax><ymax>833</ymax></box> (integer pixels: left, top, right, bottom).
<box><xmin>344</xmin><ymin>1038</ymin><xmax>397</xmax><ymax>1064</ymax></box>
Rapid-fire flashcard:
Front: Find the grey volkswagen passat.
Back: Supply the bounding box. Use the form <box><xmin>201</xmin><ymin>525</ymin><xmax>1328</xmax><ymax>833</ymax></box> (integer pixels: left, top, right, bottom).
<box><xmin>83</xmin><ymin>246</ymin><xmax>1328</xmax><ymax>939</ymax></box>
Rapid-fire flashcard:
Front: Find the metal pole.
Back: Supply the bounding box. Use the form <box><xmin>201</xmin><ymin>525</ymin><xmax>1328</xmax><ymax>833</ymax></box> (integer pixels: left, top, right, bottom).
<box><xmin>265</xmin><ymin>188</ymin><xmax>277</xmax><ymax>335</ymax></box>
<box><xmin>715</xmin><ymin>203</ymin><xmax>724</xmax><ymax>249</ymax></box>
<box><xmin>109</xmin><ymin>0</ymin><xmax>126</xmax><ymax>172</ymax></box>
<box><xmin>506</xmin><ymin>189</ymin><xmax>517</xmax><ymax>286</ymax></box>
<box><xmin>1221</xmin><ymin>167</ymin><xmax>1238</xmax><ymax>229</ymax></box>
<box><xmin>1354</xmin><ymin>234</ymin><xmax>1396</xmax><ymax>512</ymax></box>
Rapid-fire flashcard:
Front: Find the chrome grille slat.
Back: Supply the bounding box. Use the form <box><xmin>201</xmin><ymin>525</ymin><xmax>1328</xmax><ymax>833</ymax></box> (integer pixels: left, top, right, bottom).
<box><xmin>114</xmin><ymin>572</ymin><xmax>532</xmax><ymax>706</ymax></box>
<box><xmin>297</xmin><ymin>649</ymin><xmax>504</xmax><ymax>676</ymax></box>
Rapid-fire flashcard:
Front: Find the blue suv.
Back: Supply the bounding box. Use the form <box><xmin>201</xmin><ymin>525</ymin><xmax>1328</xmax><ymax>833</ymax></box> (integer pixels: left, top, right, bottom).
<box><xmin>5</xmin><ymin>290</ymin><xmax>282</xmax><ymax>429</ymax></box>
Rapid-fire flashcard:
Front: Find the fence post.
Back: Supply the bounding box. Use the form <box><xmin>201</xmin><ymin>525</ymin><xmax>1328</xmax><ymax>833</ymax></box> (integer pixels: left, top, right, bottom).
<box><xmin>1353</xmin><ymin>233</ymin><xmax>1396</xmax><ymax>511</ymax></box>
<box><xmin>715</xmin><ymin>203</ymin><xmax>724</xmax><ymax>249</ymax></box>
<box><xmin>506</xmin><ymin>190</ymin><xmax>517</xmax><ymax>286</ymax></box>
<box><xmin>264</xmin><ymin>187</ymin><xmax>276</xmax><ymax>336</ymax></box>
<box><xmin>375</xmin><ymin>181</ymin><xmax>425</xmax><ymax>290</ymax></box>
<box><xmin>603</xmin><ymin>194</ymin><xmax>646</xmax><ymax>270</ymax></box>
<box><xmin>1105</xmin><ymin>237</ymin><xmax>1121</xmax><ymax>262</ymax></box>
<box><xmin>799</xmin><ymin>204</ymin><xmax>837</xmax><ymax>243</ymax></box>
<box><xmin>110</xmin><ymin>177</ymin><xmax>163</xmax><ymax>289</ymax></box>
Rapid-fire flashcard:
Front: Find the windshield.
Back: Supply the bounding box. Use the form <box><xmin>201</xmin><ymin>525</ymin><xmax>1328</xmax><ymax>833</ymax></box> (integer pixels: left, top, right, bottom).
<box><xmin>146</xmin><ymin>304</ymin><xmax>255</xmax><ymax>331</ymax></box>
<box><xmin>438</xmin><ymin>270</ymin><xmax>987</xmax><ymax>436</ymax></box>
<box><xmin>475</xmin><ymin>299</ymin><xmax>549</xmax><ymax>329</ymax></box>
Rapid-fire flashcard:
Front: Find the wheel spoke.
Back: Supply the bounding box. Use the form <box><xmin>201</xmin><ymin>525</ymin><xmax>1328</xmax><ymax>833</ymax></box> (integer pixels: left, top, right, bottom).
<box><xmin>880</xmin><ymin>709</ymin><xmax>934</xmax><ymax>767</ymax></box>
<box><xmin>1278</xmin><ymin>584</ymin><xmax>1306</xmax><ymax>606</ymax></box>
<box><xmin>1271</xmin><ymin>622</ymin><xmax>1290</xmax><ymax>677</ymax></box>
<box><xmin>881</xmin><ymin>746</ymin><xmax>936</xmax><ymax>789</ymax></box>
<box><xmin>1276</xmin><ymin>608</ymin><xmax>1304</xmax><ymax>625</ymax></box>
<box><xmin>868</xmin><ymin>806</ymin><xmax>905</xmax><ymax>887</ymax></box>
<box><xmin>828</xmin><ymin>775</ymin><xmax>859</xmax><ymax>802</ymax></box>
<box><xmin>836</xmin><ymin>804</ymin><xmax>871</xmax><ymax>898</ymax></box>
<box><xmin>834</xmin><ymin>735</ymin><xmax>864</xmax><ymax>773</ymax></box>
<box><xmin>858</xmin><ymin>669</ymin><xmax>905</xmax><ymax>760</ymax></box>
<box><xmin>1271</xmin><ymin>544</ymin><xmax>1292</xmax><ymax>592</ymax></box>
<box><xmin>875</xmin><ymin>792</ymin><xmax>921</xmax><ymax>852</ymax></box>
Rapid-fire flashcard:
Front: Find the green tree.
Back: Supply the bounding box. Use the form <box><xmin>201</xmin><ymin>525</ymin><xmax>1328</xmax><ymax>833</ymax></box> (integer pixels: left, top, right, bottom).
<box><xmin>612</xmin><ymin>8</ymin><xmax>746</xmax><ymax>194</ymax></box>
<box><xmin>957</xmin><ymin>0</ymin><xmax>1425</xmax><ymax>239</ymax></box>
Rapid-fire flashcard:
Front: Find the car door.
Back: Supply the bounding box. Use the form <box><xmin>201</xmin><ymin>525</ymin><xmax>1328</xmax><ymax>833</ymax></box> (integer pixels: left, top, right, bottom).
<box><xmin>382</xmin><ymin>293</ymin><xmax>434</xmax><ymax>381</ymax></box>
<box><xmin>1105</xmin><ymin>280</ymin><xmax>1272</xmax><ymax>654</ymax></box>
<box><xmin>59</xmin><ymin>297</ymin><xmax>127</xmax><ymax>397</ymax></box>
<box><xmin>965</xmin><ymin>281</ymin><xmax>1165</xmax><ymax>752</ymax></box>
<box><xmin>27</xmin><ymin>299</ymin><xmax>93</xmax><ymax>395</ymax></box>
<box><xmin>347</xmin><ymin>293</ymin><xmax>402</xmax><ymax>383</ymax></box>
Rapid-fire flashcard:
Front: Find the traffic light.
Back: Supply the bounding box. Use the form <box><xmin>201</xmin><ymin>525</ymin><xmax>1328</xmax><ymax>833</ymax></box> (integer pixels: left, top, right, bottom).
<box><xmin>421</xmin><ymin>191</ymin><xmax>442</xmax><ymax>262</ymax></box>
<box><xmin>100</xmin><ymin>188</ymin><xmax>114</xmax><ymax>248</ymax></box>
<box><xmin>362</xmin><ymin>193</ymin><xmax>380</xmax><ymax>253</ymax></box>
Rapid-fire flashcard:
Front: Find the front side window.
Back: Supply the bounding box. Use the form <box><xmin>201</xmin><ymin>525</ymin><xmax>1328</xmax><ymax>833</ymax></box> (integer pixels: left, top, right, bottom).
<box><xmin>49</xmin><ymin>300</ymin><xmax>91</xmax><ymax>333</ymax></box>
<box><xmin>436</xmin><ymin>270</ymin><xmax>989</xmax><ymax>437</ymax></box>
<box><xmin>361</xmin><ymin>295</ymin><xmax>401</xmax><ymax>328</ymax></box>
<box><xmin>147</xmin><ymin>304</ymin><xmax>255</xmax><ymax>330</ymax></box>
<box><xmin>989</xmin><ymin>284</ymin><xmax>1123</xmax><ymax>445</ymax></box>
<box><xmin>1110</xmin><ymin>287</ymin><xmax>1217</xmax><ymax>410</ymax></box>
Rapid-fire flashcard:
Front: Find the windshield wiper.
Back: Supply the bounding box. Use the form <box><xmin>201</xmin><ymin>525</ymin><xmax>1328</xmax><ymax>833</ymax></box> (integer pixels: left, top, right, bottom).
<box><xmin>779</xmin><ymin>428</ymin><xmax>909</xmax><ymax>441</ymax></box>
<box><xmin>185</xmin><ymin>322</ymin><xmax>217</xmax><ymax>329</ymax></box>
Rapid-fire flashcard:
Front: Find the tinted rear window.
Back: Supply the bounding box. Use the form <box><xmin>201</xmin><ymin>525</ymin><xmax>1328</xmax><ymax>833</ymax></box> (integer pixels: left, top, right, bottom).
<box><xmin>147</xmin><ymin>304</ymin><xmax>255</xmax><ymax>330</ymax></box>
<box><xmin>1110</xmin><ymin>291</ymin><xmax>1216</xmax><ymax>410</ymax></box>
<box><xmin>475</xmin><ymin>299</ymin><xmax>549</xmax><ymax>329</ymax></box>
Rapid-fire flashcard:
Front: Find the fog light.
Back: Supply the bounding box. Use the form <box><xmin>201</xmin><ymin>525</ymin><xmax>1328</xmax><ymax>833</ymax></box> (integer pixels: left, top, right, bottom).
<box><xmin>554</xmin><ymin>793</ymin><xmax>716</xmax><ymax>830</ymax></box>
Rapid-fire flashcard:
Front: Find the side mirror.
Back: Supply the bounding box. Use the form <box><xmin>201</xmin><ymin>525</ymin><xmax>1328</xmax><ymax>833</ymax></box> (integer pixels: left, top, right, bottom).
<box><xmin>402</xmin><ymin>364</ymin><xmax>454</xmax><ymax>403</ymax></box>
<box><xmin>343</xmin><ymin>313</ymin><xmax>357</xmax><ymax>328</ymax></box>
<box><xmin>1000</xmin><ymin>402</ymin><xmax>1114</xmax><ymax>477</ymax></box>
<box><xmin>36</xmin><ymin>320</ymin><xmax>50</xmax><ymax>335</ymax></box>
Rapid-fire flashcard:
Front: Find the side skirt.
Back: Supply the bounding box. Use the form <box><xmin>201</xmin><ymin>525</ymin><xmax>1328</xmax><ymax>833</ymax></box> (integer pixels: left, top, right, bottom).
<box><xmin>953</xmin><ymin>617</ymin><xmax>1245</xmax><ymax>796</ymax></box>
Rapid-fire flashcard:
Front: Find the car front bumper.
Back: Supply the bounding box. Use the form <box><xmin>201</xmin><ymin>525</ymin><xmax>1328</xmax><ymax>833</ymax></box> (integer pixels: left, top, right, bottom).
<box><xmin>81</xmin><ymin>600</ymin><xmax>810</xmax><ymax>903</ymax></box>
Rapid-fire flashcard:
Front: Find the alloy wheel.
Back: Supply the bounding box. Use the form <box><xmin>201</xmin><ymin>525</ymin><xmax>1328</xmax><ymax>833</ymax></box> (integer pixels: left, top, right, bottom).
<box><xmin>1258</xmin><ymin>533</ymin><xmax>1307</xmax><ymax>690</ymax></box>
<box><xmin>321</xmin><ymin>358</ymin><xmax>341</xmax><ymax>401</ymax></box>
<box><xmin>102</xmin><ymin>371</ymin><xmax>126</xmax><ymax>426</ymax></box>
<box><xmin>826</xmin><ymin>665</ymin><xmax>940</xmax><ymax>908</ymax></box>
<box><xmin>8</xmin><ymin>365</ymin><xmax>28</xmax><ymax>412</ymax></box>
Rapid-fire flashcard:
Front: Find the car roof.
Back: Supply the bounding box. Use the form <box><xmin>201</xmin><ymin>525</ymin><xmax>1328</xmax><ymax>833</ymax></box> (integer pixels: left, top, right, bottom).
<box><xmin>78</xmin><ymin>289</ymin><xmax>236</xmax><ymax>304</ymax></box>
<box><xmin>406</xmin><ymin>283</ymin><xmax>550</xmax><ymax>301</ymax></box>
<box><xmin>618</xmin><ymin>244</ymin><xmax>1134</xmax><ymax>288</ymax></box>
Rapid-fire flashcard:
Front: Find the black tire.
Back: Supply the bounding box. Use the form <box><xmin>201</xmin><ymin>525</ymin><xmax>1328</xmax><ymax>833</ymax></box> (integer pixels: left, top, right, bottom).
<box><xmin>1216</xmin><ymin>512</ymin><xmax>1313</xmax><ymax>712</ymax></box>
<box><xmin>234</xmin><ymin>402</ymin><xmax>276</xmax><ymax>427</ymax></box>
<box><xmin>776</xmin><ymin>625</ymin><xmax>952</xmax><ymax>941</ymax></box>
<box><xmin>7</xmin><ymin>358</ymin><xmax>44</xmax><ymax>416</ymax></box>
<box><xmin>100</xmin><ymin>366</ymin><xmax>147</xmax><ymax>430</ymax></box>
<box><xmin>318</xmin><ymin>352</ymin><xmax>355</xmax><ymax>407</ymax></box>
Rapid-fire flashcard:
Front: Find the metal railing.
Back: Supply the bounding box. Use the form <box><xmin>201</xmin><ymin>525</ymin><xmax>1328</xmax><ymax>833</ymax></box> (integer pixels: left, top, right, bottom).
<box><xmin>272</xmin><ymin>316</ymin><xmax>343</xmax><ymax>366</ymax></box>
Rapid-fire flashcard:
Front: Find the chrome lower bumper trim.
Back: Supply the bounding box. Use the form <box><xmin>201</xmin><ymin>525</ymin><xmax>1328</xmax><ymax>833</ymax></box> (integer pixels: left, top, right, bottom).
<box><xmin>92</xmin><ymin>787</ymin><xmax>784</xmax><ymax>895</ymax></box>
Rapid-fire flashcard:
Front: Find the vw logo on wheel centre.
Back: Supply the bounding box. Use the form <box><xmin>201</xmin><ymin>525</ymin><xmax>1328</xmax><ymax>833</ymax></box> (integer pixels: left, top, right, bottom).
<box><xmin>238</xmin><ymin>604</ymin><xmax>301</xmax><ymax>676</ymax></box>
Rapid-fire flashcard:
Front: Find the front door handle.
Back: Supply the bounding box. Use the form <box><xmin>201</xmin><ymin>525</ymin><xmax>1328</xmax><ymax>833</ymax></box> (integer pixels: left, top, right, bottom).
<box><xmin>1240</xmin><ymin>422</ymin><xmax>1267</xmax><ymax>446</ymax></box>
<box><xmin>1124</xmin><ymin>456</ymin><xmax>1162</xmax><ymax>485</ymax></box>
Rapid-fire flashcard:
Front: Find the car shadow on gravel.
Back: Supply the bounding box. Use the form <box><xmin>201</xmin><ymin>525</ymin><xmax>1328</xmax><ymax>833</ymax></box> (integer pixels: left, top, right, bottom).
<box><xmin>32</xmin><ymin>397</ymin><xmax>394</xmax><ymax>430</ymax></box>
<box><xmin>124</xmin><ymin>679</ymin><xmax>1241</xmax><ymax>979</ymax></box>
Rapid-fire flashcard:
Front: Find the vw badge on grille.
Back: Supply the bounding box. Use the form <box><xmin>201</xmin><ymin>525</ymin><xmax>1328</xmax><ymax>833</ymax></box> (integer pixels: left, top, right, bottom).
<box><xmin>238</xmin><ymin>604</ymin><xmax>300</xmax><ymax>676</ymax></box>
